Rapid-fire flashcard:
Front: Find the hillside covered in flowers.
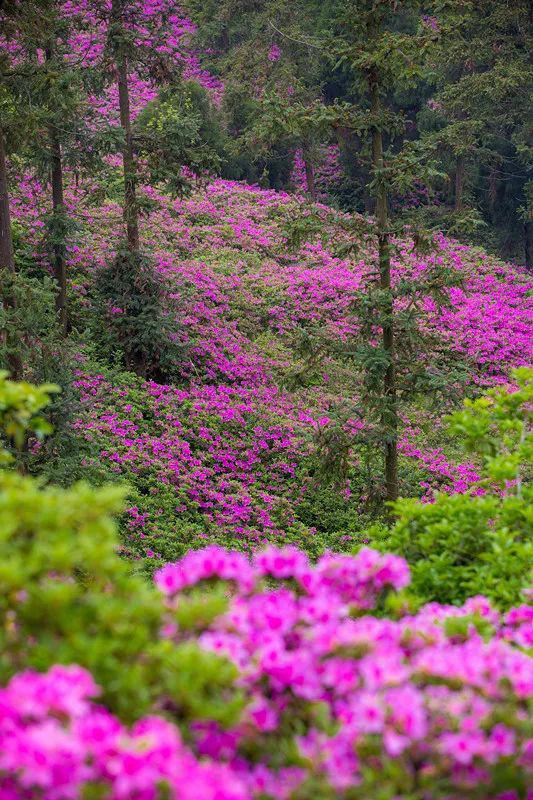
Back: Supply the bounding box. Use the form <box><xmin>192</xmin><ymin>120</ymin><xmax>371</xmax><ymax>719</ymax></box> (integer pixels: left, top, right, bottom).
<box><xmin>0</xmin><ymin>1</ymin><xmax>532</xmax><ymax>798</ymax></box>
<box><xmin>14</xmin><ymin>172</ymin><xmax>531</xmax><ymax>559</ymax></box>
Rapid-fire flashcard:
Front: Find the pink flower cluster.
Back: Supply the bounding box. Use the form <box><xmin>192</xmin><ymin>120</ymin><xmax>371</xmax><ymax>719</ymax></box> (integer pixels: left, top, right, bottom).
<box><xmin>155</xmin><ymin>543</ymin><xmax>408</xmax><ymax>604</ymax></box>
<box><xmin>154</xmin><ymin>546</ymin><xmax>533</xmax><ymax>797</ymax></box>
<box><xmin>267</xmin><ymin>44</ymin><xmax>281</xmax><ymax>62</ymax></box>
<box><xmin>2</xmin><ymin>547</ymin><xmax>532</xmax><ymax>798</ymax></box>
<box><xmin>0</xmin><ymin>665</ymin><xmax>248</xmax><ymax>799</ymax></box>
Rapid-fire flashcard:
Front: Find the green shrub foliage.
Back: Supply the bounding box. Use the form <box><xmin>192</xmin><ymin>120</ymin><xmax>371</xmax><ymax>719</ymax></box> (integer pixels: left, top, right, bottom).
<box><xmin>379</xmin><ymin>369</ymin><xmax>532</xmax><ymax>607</ymax></box>
<box><xmin>93</xmin><ymin>246</ymin><xmax>185</xmax><ymax>382</ymax></box>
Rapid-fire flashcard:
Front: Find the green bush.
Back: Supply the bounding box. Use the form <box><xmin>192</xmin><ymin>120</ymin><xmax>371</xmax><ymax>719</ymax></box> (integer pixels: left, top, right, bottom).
<box><xmin>0</xmin><ymin>375</ymin><xmax>242</xmax><ymax>728</ymax></box>
<box><xmin>135</xmin><ymin>80</ymin><xmax>226</xmax><ymax>196</ymax></box>
<box><xmin>0</xmin><ymin>269</ymin><xmax>93</xmax><ymax>483</ymax></box>
<box><xmin>377</xmin><ymin>368</ymin><xmax>532</xmax><ymax>608</ymax></box>
<box><xmin>0</xmin><ymin>370</ymin><xmax>58</xmax><ymax>459</ymax></box>
<box><xmin>93</xmin><ymin>246</ymin><xmax>186</xmax><ymax>383</ymax></box>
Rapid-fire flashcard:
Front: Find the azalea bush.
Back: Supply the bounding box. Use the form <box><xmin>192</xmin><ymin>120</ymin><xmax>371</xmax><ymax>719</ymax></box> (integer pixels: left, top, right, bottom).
<box><xmin>0</xmin><ymin>665</ymin><xmax>249</xmax><ymax>800</ymax></box>
<box><xmin>2</xmin><ymin>537</ymin><xmax>533</xmax><ymax>798</ymax></box>
<box><xmin>1</xmin><ymin>378</ymin><xmax>532</xmax><ymax>799</ymax></box>
<box><xmin>155</xmin><ymin>545</ymin><xmax>533</xmax><ymax>799</ymax></box>
<box><xmin>70</xmin><ymin>366</ymin><xmax>311</xmax><ymax>564</ymax></box>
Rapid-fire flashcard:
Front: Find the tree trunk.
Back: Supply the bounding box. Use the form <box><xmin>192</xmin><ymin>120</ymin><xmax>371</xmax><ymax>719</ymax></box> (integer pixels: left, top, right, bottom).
<box><xmin>302</xmin><ymin>144</ymin><xmax>317</xmax><ymax>201</ymax></box>
<box><xmin>111</xmin><ymin>0</ymin><xmax>139</xmax><ymax>252</ymax></box>
<box><xmin>525</xmin><ymin>219</ymin><xmax>533</xmax><ymax>273</ymax></box>
<box><xmin>0</xmin><ymin>127</ymin><xmax>14</xmax><ymax>274</ymax></box>
<box><xmin>221</xmin><ymin>22</ymin><xmax>229</xmax><ymax>53</ymax></box>
<box><xmin>0</xmin><ymin>126</ymin><xmax>22</xmax><ymax>379</ymax></box>
<box><xmin>50</xmin><ymin>130</ymin><xmax>68</xmax><ymax>332</ymax></box>
<box><xmin>454</xmin><ymin>155</ymin><xmax>465</xmax><ymax>212</ymax></box>
<box><xmin>46</xmin><ymin>47</ymin><xmax>68</xmax><ymax>333</ymax></box>
<box><xmin>369</xmin><ymin>70</ymin><xmax>398</xmax><ymax>504</ymax></box>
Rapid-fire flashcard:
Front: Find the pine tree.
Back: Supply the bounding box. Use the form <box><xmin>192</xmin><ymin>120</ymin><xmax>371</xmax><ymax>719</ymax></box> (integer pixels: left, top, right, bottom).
<box><xmin>194</xmin><ymin>0</ymin><xmax>461</xmax><ymax>503</ymax></box>
<box><xmin>1</xmin><ymin>0</ymin><xmax>101</xmax><ymax>334</ymax></box>
<box><xmin>275</xmin><ymin>0</ymin><xmax>456</xmax><ymax>504</ymax></box>
<box><xmin>108</xmin><ymin>0</ymin><xmax>140</xmax><ymax>252</ymax></box>
<box><xmin>323</xmin><ymin>1</ymin><xmax>441</xmax><ymax>502</ymax></box>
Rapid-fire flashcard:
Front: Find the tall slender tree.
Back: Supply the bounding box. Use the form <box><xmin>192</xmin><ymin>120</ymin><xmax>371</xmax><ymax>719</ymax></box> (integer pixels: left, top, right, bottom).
<box><xmin>0</xmin><ymin>124</ymin><xmax>22</xmax><ymax>379</ymax></box>
<box><xmin>327</xmin><ymin>1</ymin><xmax>434</xmax><ymax>502</ymax></box>
<box><xmin>278</xmin><ymin>0</ymin><xmax>454</xmax><ymax>503</ymax></box>
<box><xmin>0</xmin><ymin>4</ymin><xmax>28</xmax><ymax>378</ymax></box>
<box><xmin>108</xmin><ymin>0</ymin><xmax>139</xmax><ymax>253</ymax></box>
<box><xmin>0</xmin><ymin>126</ymin><xmax>14</xmax><ymax>277</ymax></box>
<box><xmin>367</xmin><ymin>58</ymin><xmax>397</xmax><ymax>502</ymax></box>
<box><xmin>1</xmin><ymin>0</ymin><xmax>101</xmax><ymax>334</ymax></box>
<box><xmin>104</xmin><ymin>0</ymin><xmax>212</xmax><ymax>248</ymax></box>
<box><xmin>194</xmin><ymin>0</ymin><xmax>459</xmax><ymax>502</ymax></box>
<box><xmin>44</xmin><ymin>41</ymin><xmax>68</xmax><ymax>332</ymax></box>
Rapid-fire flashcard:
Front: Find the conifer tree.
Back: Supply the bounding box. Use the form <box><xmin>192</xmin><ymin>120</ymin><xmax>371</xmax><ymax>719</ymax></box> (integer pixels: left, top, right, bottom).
<box><xmin>1</xmin><ymin>0</ymin><xmax>100</xmax><ymax>334</ymax></box>
<box><xmin>324</xmin><ymin>0</ymin><xmax>444</xmax><ymax>502</ymax></box>
<box><xmin>108</xmin><ymin>0</ymin><xmax>140</xmax><ymax>253</ymax></box>
<box><xmin>194</xmin><ymin>0</ymin><xmax>460</xmax><ymax>503</ymax></box>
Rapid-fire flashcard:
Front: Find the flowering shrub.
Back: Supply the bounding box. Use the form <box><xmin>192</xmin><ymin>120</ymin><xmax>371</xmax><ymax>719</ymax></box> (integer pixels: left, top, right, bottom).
<box><xmin>1</xmin><ymin>377</ymin><xmax>532</xmax><ymax>799</ymax></box>
<box><xmin>2</xmin><ymin>542</ymin><xmax>532</xmax><ymax>798</ymax></box>
<box><xmin>0</xmin><ymin>666</ymin><xmax>248</xmax><ymax>800</ymax></box>
<box><xmin>155</xmin><ymin>546</ymin><xmax>533</xmax><ymax>799</ymax></box>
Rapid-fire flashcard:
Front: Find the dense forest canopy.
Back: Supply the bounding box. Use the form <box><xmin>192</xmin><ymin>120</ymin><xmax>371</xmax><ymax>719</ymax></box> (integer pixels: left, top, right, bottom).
<box><xmin>186</xmin><ymin>0</ymin><xmax>532</xmax><ymax>266</ymax></box>
<box><xmin>0</xmin><ymin>2</ymin><xmax>531</xmax><ymax>799</ymax></box>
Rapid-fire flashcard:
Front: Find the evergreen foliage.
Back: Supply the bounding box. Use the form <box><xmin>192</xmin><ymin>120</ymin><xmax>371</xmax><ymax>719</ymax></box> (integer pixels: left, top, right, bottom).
<box><xmin>93</xmin><ymin>246</ymin><xmax>185</xmax><ymax>382</ymax></box>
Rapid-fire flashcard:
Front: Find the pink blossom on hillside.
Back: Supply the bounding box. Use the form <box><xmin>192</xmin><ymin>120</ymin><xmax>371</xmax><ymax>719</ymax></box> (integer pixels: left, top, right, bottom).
<box><xmin>3</xmin><ymin>548</ymin><xmax>532</xmax><ymax>797</ymax></box>
<box><xmin>3</xmin><ymin>171</ymin><xmax>532</xmax><ymax>543</ymax></box>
